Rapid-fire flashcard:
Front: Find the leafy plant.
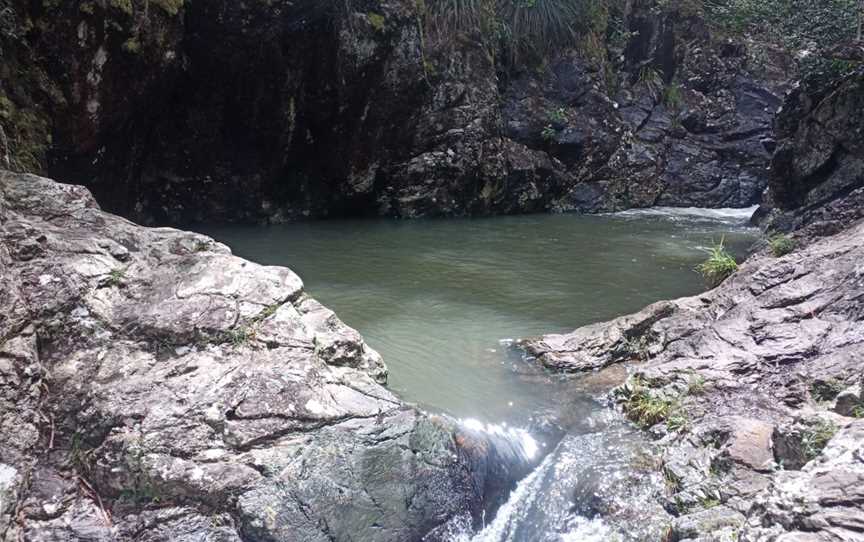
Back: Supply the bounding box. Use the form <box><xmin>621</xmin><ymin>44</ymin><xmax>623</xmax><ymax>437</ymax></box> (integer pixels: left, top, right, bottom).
<box><xmin>106</xmin><ymin>268</ymin><xmax>126</xmax><ymax>287</ymax></box>
<box><xmin>547</xmin><ymin>106</ymin><xmax>567</xmax><ymax>124</ymax></box>
<box><xmin>769</xmin><ymin>234</ymin><xmax>796</xmax><ymax>257</ymax></box>
<box><xmin>800</xmin><ymin>418</ymin><xmax>838</xmax><ymax>461</ymax></box>
<box><xmin>637</xmin><ymin>65</ymin><xmax>665</xmax><ymax>102</ymax></box>
<box><xmin>686</xmin><ymin>372</ymin><xmax>706</xmax><ymax>395</ymax></box>
<box><xmin>540</xmin><ymin>124</ymin><xmax>557</xmax><ymax>141</ymax></box>
<box><xmin>811</xmin><ymin>378</ymin><xmax>846</xmax><ymax>403</ymax></box>
<box><xmin>696</xmin><ymin>239</ymin><xmax>738</xmax><ymax>287</ymax></box>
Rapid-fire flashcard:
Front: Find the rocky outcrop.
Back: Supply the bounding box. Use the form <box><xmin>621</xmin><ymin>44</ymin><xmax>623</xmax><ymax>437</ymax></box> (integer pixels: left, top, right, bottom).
<box><xmin>0</xmin><ymin>0</ymin><xmax>787</xmax><ymax>224</ymax></box>
<box><xmin>0</xmin><ymin>170</ymin><xmax>543</xmax><ymax>541</ymax></box>
<box><xmin>521</xmin><ymin>68</ymin><xmax>864</xmax><ymax>541</ymax></box>
<box><xmin>759</xmin><ymin>68</ymin><xmax>864</xmax><ymax>233</ymax></box>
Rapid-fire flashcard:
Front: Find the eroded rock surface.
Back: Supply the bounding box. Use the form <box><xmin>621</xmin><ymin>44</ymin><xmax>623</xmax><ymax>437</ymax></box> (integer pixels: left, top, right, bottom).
<box><xmin>522</xmin><ymin>68</ymin><xmax>864</xmax><ymax>541</ymax></box>
<box><xmin>1</xmin><ymin>0</ymin><xmax>786</xmax><ymax>224</ymax></box>
<box><xmin>0</xmin><ymin>171</ymin><xmax>537</xmax><ymax>541</ymax></box>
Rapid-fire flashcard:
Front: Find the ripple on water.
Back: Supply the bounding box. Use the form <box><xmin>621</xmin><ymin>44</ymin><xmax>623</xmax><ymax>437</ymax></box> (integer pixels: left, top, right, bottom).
<box><xmin>199</xmin><ymin>209</ymin><xmax>758</xmax><ymax>539</ymax></box>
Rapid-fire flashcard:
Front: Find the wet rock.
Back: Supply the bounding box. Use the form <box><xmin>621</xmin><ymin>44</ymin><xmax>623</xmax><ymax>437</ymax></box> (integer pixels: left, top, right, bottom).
<box><xmin>0</xmin><ymin>464</ymin><xmax>19</xmax><ymax>534</ymax></box>
<box><xmin>5</xmin><ymin>0</ymin><xmax>785</xmax><ymax>224</ymax></box>
<box><xmin>473</xmin><ymin>423</ymin><xmax>672</xmax><ymax>541</ymax></box>
<box><xmin>0</xmin><ymin>171</ymin><xmax>538</xmax><ymax>541</ymax></box>
<box><xmin>523</xmin><ymin>65</ymin><xmax>864</xmax><ymax>540</ymax></box>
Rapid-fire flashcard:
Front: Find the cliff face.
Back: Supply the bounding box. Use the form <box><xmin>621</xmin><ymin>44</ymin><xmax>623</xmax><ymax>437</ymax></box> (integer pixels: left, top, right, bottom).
<box><xmin>0</xmin><ymin>0</ymin><xmax>788</xmax><ymax>224</ymax></box>
<box><xmin>0</xmin><ymin>171</ymin><xmax>542</xmax><ymax>541</ymax></box>
<box><xmin>522</xmin><ymin>68</ymin><xmax>864</xmax><ymax>541</ymax></box>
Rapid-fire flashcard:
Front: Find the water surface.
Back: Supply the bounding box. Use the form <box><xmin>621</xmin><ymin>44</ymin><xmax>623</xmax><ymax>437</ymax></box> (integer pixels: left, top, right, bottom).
<box><xmin>202</xmin><ymin>207</ymin><xmax>758</xmax><ymax>426</ymax></box>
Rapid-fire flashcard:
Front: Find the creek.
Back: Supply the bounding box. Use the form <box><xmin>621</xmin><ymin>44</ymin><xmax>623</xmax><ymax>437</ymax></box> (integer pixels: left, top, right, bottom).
<box><xmin>202</xmin><ymin>206</ymin><xmax>759</xmax><ymax>540</ymax></box>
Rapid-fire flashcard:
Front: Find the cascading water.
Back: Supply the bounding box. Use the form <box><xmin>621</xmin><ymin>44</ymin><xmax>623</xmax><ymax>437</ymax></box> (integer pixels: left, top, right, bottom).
<box><xmin>200</xmin><ymin>206</ymin><xmax>759</xmax><ymax>539</ymax></box>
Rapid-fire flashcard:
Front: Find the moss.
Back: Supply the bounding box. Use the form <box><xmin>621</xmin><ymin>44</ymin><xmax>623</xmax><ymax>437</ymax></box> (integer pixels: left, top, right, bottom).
<box><xmin>152</xmin><ymin>0</ymin><xmax>185</xmax><ymax>16</ymax></box>
<box><xmin>769</xmin><ymin>234</ymin><xmax>796</xmax><ymax>257</ymax></box>
<box><xmin>367</xmin><ymin>12</ymin><xmax>386</xmax><ymax>33</ymax></box>
<box><xmin>1</xmin><ymin>101</ymin><xmax>52</xmax><ymax>172</ymax></box>
<box><xmin>109</xmin><ymin>0</ymin><xmax>134</xmax><ymax>16</ymax></box>
<box><xmin>122</xmin><ymin>37</ymin><xmax>141</xmax><ymax>54</ymax></box>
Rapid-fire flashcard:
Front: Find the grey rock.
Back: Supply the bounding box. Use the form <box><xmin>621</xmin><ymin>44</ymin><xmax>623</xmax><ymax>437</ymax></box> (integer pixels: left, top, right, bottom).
<box><xmin>0</xmin><ymin>171</ymin><xmax>537</xmax><ymax>541</ymax></box>
<box><xmin>834</xmin><ymin>384</ymin><xmax>863</xmax><ymax>418</ymax></box>
<box><xmin>521</xmin><ymin>68</ymin><xmax>864</xmax><ymax>539</ymax></box>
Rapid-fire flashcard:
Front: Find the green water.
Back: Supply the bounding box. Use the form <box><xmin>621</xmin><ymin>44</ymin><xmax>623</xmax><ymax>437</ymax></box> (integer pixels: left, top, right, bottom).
<box><xmin>202</xmin><ymin>207</ymin><xmax>758</xmax><ymax>426</ymax></box>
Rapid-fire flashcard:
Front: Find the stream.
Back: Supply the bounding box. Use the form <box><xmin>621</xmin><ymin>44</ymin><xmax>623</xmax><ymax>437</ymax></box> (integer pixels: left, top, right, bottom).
<box><xmin>201</xmin><ymin>206</ymin><xmax>759</xmax><ymax>540</ymax></box>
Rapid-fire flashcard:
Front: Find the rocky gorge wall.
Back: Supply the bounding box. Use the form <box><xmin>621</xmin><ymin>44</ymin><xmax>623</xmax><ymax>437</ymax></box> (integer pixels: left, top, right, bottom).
<box><xmin>0</xmin><ymin>0</ymin><xmax>789</xmax><ymax>225</ymax></box>
<box><xmin>522</xmin><ymin>67</ymin><xmax>864</xmax><ymax>541</ymax></box>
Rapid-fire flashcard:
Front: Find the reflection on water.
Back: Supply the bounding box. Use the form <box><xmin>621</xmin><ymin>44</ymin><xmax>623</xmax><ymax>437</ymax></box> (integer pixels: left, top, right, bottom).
<box><xmin>201</xmin><ymin>207</ymin><xmax>757</xmax><ymax>426</ymax></box>
<box><xmin>201</xmin><ymin>207</ymin><xmax>758</xmax><ymax>540</ymax></box>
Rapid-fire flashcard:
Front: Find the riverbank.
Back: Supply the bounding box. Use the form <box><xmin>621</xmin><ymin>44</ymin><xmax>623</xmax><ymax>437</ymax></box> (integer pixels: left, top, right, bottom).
<box><xmin>522</xmin><ymin>68</ymin><xmax>864</xmax><ymax>541</ymax></box>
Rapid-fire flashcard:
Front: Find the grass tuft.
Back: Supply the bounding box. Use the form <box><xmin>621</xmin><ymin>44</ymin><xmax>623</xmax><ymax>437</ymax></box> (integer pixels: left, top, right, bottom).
<box><xmin>769</xmin><ymin>234</ymin><xmax>796</xmax><ymax>257</ymax></box>
<box><xmin>225</xmin><ymin>327</ymin><xmax>254</xmax><ymax>347</ymax></box>
<box><xmin>622</xmin><ymin>377</ymin><xmax>686</xmax><ymax>430</ymax></box>
<box><xmin>686</xmin><ymin>372</ymin><xmax>706</xmax><ymax>395</ymax></box>
<box><xmin>810</xmin><ymin>378</ymin><xmax>846</xmax><ymax>403</ymax></box>
<box><xmin>800</xmin><ymin>418</ymin><xmax>838</xmax><ymax>461</ymax></box>
<box><xmin>106</xmin><ymin>268</ymin><xmax>126</xmax><ymax>288</ymax></box>
<box><xmin>696</xmin><ymin>239</ymin><xmax>738</xmax><ymax>287</ymax></box>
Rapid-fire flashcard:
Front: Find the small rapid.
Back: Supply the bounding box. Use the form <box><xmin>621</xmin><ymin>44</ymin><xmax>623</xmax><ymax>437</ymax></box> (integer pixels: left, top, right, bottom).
<box><xmin>200</xmin><ymin>206</ymin><xmax>759</xmax><ymax>539</ymax></box>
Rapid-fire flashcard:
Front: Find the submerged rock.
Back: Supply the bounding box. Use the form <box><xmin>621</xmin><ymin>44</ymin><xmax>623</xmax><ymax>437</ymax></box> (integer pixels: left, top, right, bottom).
<box><xmin>0</xmin><ymin>171</ymin><xmax>540</xmax><ymax>541</ymax></box>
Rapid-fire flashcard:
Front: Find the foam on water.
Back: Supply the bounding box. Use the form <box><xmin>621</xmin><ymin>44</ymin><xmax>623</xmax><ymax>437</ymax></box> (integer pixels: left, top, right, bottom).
<box><xmin>613</xmin><ymin>205</ymin><xmax>759</xmax><ymax>225</ymax></box>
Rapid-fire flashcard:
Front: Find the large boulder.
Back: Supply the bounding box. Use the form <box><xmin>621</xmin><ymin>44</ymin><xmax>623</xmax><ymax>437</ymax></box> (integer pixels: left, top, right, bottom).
<box><xmin>521</xmin><ymin>64</ymin><xmax>864</xmax><ymax>540</ymax></box>
<box><xmin>0</xmin><ymin>171</ymin><xmax>540</xmax><ymax>541</ymax></box>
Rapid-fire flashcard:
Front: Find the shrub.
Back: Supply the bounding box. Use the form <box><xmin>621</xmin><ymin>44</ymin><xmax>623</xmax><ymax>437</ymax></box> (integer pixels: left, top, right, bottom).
<box><xmin>540</xmin><ymin>124</ymin><xmax>557</xmax><ymax>141</ymax></box>
<box><xmin>106</xmin><ymin>268</ymin><xmax>126</xmax><ymax>287</ymax></box>
<box><xmin>621</xmin><ymin>377</ymin><xmax>687</xmax><ymax>430</ymax></box>
<box><xmin>800</xmin><ymin>418</ymin><xmax>838</xmax><ymax>461</ymax></box>
<box><xmin>769</xmin><ymin>234</ymin><xmax>796</xmax><ymax>257</ymax></box>
<box><xmin>686</xmin><ymin>373</ymin><xmax>706</xmax><ymax>395</ymax></box>
<box><xmin>810</xmin><ymin>378</ymin><xmax>846</xmax><ymax>403</ymax></box>
<box><xmin>696</xmin><ymin>240</ymin><xmax>738</xmax><ymax>286</ymax></box>
<box><xmin>704</xmin><ymin>0</ymin><xmax>861</xmax><ymax>78</ymax></box>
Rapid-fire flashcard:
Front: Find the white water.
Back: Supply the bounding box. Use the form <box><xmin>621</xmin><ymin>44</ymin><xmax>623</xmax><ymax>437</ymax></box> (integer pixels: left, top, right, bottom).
<box><xmin>614</xmin><ymin>205</ymin><xmax>759</xmax><ymax>224</ymax></box>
